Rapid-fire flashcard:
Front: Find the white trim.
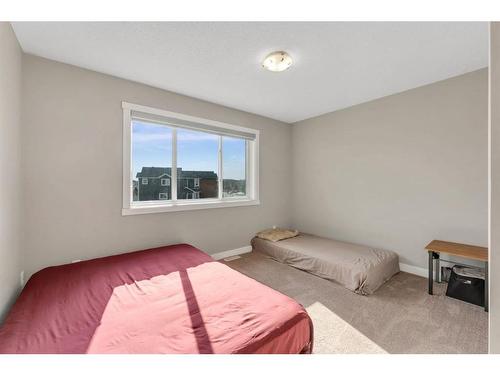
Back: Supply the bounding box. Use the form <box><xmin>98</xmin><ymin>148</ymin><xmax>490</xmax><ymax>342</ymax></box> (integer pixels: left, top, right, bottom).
<box><xmin>211</xmin><ymin>246</ymin><xmax>252</xmax><ymax>261</ymax></box>
<box><xmin>122</xmin><ymin>101</ymin><xmax>259</xmax><ymax>139</ymax></box>
<box><xmin>122</xmin><ymin>101</ymin><xmax>260</xmax><ymax>215</ymax></box>
<box><xmin>122</xmin><ymin>106</ymin><xmax>132</xmax><ymax>212</ymax></box>
<box><xmin>218</xmin><ymin>136</ymin><xmax>223</xmax><ymax>200</ymax></box>
<box><xmin>399</xmin><ymin>262</ymin><xmax>428</xmax><ymax>278</ymax></box>
<box><xmin>122</xmin><ymin>198</ymin><xmax>260</xmax><ymax>215</ymax></box>
<box><xmin>171</xmin><ymin>128</ymin><xmax>178</xmax><ymax>203</ymax></box>
<box><xmin>245</xmin><ymin>139</ymin><xmax>250</xmax><ymax>196</ymax></box>
<box><xmin>251</xmin><ymin>132</ymin><xmax>259</xmax><ymax>202</ymax></box>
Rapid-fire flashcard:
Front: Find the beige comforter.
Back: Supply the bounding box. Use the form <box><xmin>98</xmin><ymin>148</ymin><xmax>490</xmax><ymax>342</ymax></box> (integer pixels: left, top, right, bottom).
<box><xmin>251</xmin><ymin>234</ymin><xmax>399</xmax><ymax>295</ymax></box>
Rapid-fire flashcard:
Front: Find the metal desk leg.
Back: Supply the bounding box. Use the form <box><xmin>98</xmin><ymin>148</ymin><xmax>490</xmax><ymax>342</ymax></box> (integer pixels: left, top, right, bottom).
<box><xmin>485</xmin><ymin>261</ymin><xmax>489</xmax><ymax>312</ymax></box>
<box><xmin>435</xmin><ymin>254</ymin><xmax>440</xmax><ymax>283</ymax></box>
<box><xmin>428</xmin><ymin>251</ymin><xmax>434</xmax><ymax>295</ymax></box>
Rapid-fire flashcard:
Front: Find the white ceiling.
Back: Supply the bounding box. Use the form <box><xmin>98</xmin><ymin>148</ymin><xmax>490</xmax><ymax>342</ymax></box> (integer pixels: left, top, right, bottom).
<box><xmin>12</xmin><ymin>22</ymin><xmax>488</xmax><ymax>123</ymax></box>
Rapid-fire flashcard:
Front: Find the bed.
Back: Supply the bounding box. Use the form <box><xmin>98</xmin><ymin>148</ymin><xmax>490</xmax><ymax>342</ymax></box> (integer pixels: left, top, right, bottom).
<box><xmin>252</xmin><ymin>233</ymin><xmax>399</xmax><ymax>295</ymax></box>
<box><xmin>0</xmin><ymin>244</ymin><xmax>313</xmax><ymax>354</ymax></box>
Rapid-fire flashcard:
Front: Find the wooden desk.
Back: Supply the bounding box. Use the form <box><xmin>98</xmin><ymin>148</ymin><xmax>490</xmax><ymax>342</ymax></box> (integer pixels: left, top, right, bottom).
<box><xmin>425</xmin><ymin>240</ymin><xmax>488</xmax><ymax>311</ymax></box>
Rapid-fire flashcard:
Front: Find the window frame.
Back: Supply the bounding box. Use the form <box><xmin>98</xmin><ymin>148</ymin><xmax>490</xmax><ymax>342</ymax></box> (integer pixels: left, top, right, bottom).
<box><xmin>122</xmin><ymin>102</ymin><xmax>259</xmax><ymax>215</ymax></box>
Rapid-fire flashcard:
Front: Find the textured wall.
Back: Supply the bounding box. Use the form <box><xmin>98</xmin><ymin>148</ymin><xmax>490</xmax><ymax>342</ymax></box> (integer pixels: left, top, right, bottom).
<box><xmin>0</xmin><ymin>23</ymin><xmax>22</xmax><ymax>322</ymax></box>
<box><xmin>21</xmin><ymin>54</ymin><xmax>292</xmax><ymax>279</ymax></box>
<box><xmin>292</xmin><ymin>69</ymin><xmax>488</xmax><ymax>269</ymax></box>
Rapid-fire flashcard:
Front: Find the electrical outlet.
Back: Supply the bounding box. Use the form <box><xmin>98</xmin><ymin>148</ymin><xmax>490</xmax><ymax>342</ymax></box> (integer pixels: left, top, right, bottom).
<box><xmin>20</xmin><ymin>270</ymin><xmax>24</xmax><ymax>288</ymax></box>
<box><xmin>272</xmin><ymin>225</ymin><xmax>277</xmax><ymax>229</ymax></box>
<box><xmin>71</xmin><ymin>259</ymin><xmax>82</xmax><ymax>263</ymax></box>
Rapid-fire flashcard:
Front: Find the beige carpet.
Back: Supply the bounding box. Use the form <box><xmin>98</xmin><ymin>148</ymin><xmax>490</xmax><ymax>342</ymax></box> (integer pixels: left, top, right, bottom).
<box><xmin>222</xmin><ymin>252</ymin><xmax>488</xmax><ymax>354</ymax></box>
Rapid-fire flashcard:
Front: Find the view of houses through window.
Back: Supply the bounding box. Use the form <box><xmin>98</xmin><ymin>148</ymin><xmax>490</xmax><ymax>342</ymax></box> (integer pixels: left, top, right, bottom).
<box><xmin>132</xmin><ymin>120</ymin><xmax>246</xmax><ymax>202</ymax></box>
<box><xmin>222</xmin><ymin>135</ymin><xmax>246</xmax><ymax>198</ymax></box>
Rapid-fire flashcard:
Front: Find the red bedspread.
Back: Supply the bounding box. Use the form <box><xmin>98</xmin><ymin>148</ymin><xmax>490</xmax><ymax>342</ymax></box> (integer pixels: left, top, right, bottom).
<box><xmin>0</xmin><ymin>244</ymin><xmax>313</xmax><ymax>354</ymax></box>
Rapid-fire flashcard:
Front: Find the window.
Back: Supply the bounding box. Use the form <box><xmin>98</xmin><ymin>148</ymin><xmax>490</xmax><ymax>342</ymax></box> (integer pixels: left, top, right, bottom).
<box><xmin>122</xmin><ymin>102</ymin><xmax>259</xmax><ymax>215</ymax></box>
<box><xmin>223</xmin><ymin>136</ymin><xmax>246</xmax><ymax>197</ymax></box>
<box><xmin>131</xmin><ymin>121</ymin><xmax>171</xmax><ymax>202</ymax></box>
<box><xmin>177</xmin><ymin>128</ymin><xmax>218</xmax><ymax>200</ymax></box>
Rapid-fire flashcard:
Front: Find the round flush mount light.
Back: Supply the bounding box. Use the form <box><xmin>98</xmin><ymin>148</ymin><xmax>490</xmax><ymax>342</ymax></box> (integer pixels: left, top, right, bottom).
<box><xmin>262</xmin><ymin>51</ymin><xmax>293</xmax><ymax>72</ymax></box>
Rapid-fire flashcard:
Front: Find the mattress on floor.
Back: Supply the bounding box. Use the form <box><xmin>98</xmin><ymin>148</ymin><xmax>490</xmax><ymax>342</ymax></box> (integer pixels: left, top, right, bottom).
<box><xmin>251</xmin><ymin>234</ymin><xmax>399</xmax><ymax>295</ymax></box>
<box><xmin>0</xmin><ymin>244</ymin><xmax>313</xmax><ymax>354</ymax></box>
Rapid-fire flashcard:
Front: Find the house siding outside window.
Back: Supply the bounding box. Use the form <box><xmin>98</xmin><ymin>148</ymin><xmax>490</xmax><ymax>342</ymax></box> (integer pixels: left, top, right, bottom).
<box><xmin>134</xmin><ymin>167</ymin><xmax>217</xmax><ymax>201</ymax></box>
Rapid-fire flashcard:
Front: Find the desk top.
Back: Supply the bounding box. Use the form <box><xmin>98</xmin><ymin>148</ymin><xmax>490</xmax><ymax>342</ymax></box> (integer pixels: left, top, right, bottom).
<box><xmin>425</xmin><ymin>240</ymin><xmax>488</xmax><ymax>262</ymax></box>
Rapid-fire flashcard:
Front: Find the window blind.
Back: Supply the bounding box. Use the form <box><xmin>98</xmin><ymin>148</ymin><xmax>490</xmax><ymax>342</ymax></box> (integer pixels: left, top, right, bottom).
<box><xmin>131</xmin><ymin>110</ymin><xmax>257</xmax><ymax>141</ymax></box>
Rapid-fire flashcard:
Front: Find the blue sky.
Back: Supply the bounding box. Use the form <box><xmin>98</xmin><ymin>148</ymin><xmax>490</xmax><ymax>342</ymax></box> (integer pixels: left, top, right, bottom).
<box><xmin>132</xmin><ymin>121</ymin><xmax>246</xmax><ymax>180</ymax></box>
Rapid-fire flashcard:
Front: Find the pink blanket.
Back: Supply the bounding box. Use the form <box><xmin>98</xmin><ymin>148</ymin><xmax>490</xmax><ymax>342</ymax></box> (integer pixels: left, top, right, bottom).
<box><xmin>0</xmin><ymin>244</ymin><xmax>313</xmax><ymax>354</ymax></box>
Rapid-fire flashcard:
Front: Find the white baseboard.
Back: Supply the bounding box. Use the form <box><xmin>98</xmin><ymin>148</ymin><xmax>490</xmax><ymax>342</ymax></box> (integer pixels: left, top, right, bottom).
<box><xmin>211</xmin><ymin>245</ymin><xmax>252</xmax><ymax>260</ymax></box>
<box><xmin>399</xmin><ymin>262</ymin><xmax>428</xmax><ymax>278</ymax></box>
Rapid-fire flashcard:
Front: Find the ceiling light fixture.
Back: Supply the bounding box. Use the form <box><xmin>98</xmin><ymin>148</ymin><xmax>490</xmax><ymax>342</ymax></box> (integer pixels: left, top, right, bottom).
<box><xmin>262</xmin><ymin>51</ymin><xmax>293</xmax><ymax>72</ymax></box>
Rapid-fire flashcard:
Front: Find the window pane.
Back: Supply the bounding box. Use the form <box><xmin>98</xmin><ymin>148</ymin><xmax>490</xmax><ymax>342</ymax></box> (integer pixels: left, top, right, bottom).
<box><xmin>132</xmin><ymin>121</ymin><xmax>172</xmax><ymax>202</ymax></box>
<box><xmin>177</xmin><ymin>128</ymin><xmax>219</xmax><ymax>200</ymax></box>
<box><xmin>223</xmin><ymin>137</ymin><xmax>246</xmax><ymax>197</ymax></box>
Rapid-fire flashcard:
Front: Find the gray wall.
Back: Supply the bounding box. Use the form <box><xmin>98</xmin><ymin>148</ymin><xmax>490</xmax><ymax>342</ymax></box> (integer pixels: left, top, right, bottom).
<box><xmin>0</xmin><ymin>23</ymin><xmax>22</xmax><ymax>322</ymax></box>
<box><xmin>490</xmin><ymin>22</ymin><xmax>500</xmax><ymax>354</ymax></box>
<box><xmin>21</xmin><ymin>54</ymin><xmax>292</xmax><ymax>279</ymax></box>
<box><xmin>291</xmin><ymin>69</ymin><xmax>488</xmax><ymax>269</ymax></box>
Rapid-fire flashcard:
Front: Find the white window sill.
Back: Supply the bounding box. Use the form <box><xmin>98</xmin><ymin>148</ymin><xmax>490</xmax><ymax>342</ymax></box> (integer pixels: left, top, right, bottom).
<box><xmin>122</xmin><ymin>198</ymin><xmax>260</xmax><ymax>216</ymax></box>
